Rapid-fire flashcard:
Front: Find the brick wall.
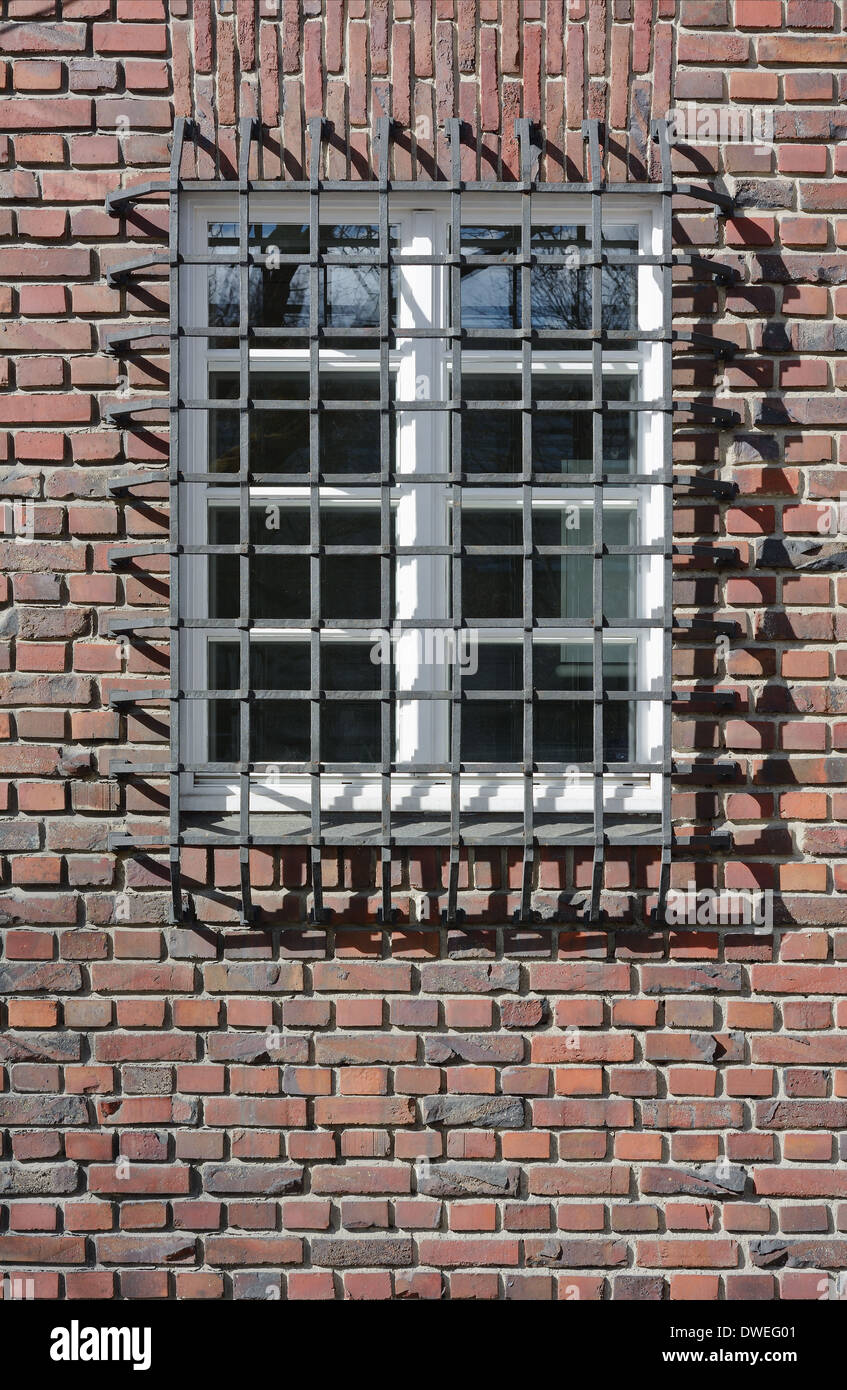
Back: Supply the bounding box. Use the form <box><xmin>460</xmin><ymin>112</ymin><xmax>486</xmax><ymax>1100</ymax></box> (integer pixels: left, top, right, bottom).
<box><xmin>1</xmin><ymin>0</ymin><xmax>847</xmax><ymax>1302</ymax></box>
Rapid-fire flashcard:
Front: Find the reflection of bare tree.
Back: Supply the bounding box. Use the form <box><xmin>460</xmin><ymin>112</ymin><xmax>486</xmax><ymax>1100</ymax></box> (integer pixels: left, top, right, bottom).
<box><xmin>208</xmin><ymin>265</ymin><xmax>239</xmax><ymax>327</ymax></box>
<box><xmin>532</xmin><ymin>229</ymin><xmax>637</xmax><ymax>332</ymax></box>
<box><xmin>459</xmin><ymin>227</ymin><xmax>637</xmax><ymax>333</ymax></box>
<box><xmin>530</xmin><ymin>228</ymin><xmax>590</xmax><ymax>330</ymax></box>
<box><xmin>208</xmin><ymin>223</ymin><xmax>395</xmax><ymax>329</ymax></box>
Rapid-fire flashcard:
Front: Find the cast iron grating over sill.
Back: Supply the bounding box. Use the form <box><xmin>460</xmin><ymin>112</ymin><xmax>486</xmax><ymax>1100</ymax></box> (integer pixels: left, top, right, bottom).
<box><xmin>103</xmin><ymin>114</ymin><xmax>735</xmax><ymax>929</ymax></box>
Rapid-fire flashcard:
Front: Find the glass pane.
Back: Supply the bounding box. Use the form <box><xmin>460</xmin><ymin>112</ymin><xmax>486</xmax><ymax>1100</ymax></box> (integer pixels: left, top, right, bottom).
<box><xmin>208</xmin><ymin>641</ymin><xmax>383</xmax><ymax>764</ymax></box>
<box><xmin>460</xmin><ymin>643</ymin><xmax>522</xmax><ymax>761</ymax></box>
<box><xmin>208</xmin><ymin>371</ymin><xmax>388</xmax><ymax>476</ymax></box>
<box><xmin>207</xmin><ymin>222</ymin><xmax>398</xmax><ymax>342</ymax></box>
<box><xmin>322</xmin><ymin>702</ymin><xmax>381</xmax><ymax>763</ymax></box>
<box><xmin>534</xmin><ymin>702</ymin><xmax>593</xmax><ymax>763</ymax></box>
<box><xmin>532</xmin><ymin>640</ymin><xmax>636</xmax><ymax>690</ymax></box>
<box><xmin>458</xmin><ymin>224</ymin><xmax>638</xmax><ymax>339</ymax></box>
<box><xmin>533</xmin><ymin>640</ymin><xmax>636</xmax><ymax>763</ymax></box>
<box><xmin>533</xmin><ymin>376</ymin><xmax>635</xmax><ymax>476</ymax></box>
<box><xmin>531</xmin><ymin>225</ymin><xmax>589</xmax><ymax>331</ymax></box>
<box><xmin>598</xmin><ymin>378</ymin><xmax>637</xmax><ymax>476</ymax></box>
<box><xmin>600</xmin><ymin>224</ymin><xmax>639</xmax><ymax>336</ymax></box>
<box><xmin>208</xmin><ymin>506</ymin><xmax>310</xmax><ymax>620</ymax></box>
<box><xmin>251</xmin><ymin>641</ymin><xmax>310</xmax><ymax>689</ymax></box>
<box><xmin>465</xmin><ymin>643</ymin><xmax>524</xmax><ymax>691</ymax></box>
<box><xmin>461</xmin><ymin>702</ymin><xmax>522</xmax><ymax>762</ymax></box>
<box><xmin>322</xmin><ymin>642</ymin><xmax>382</xmax><ymax>691</ymax></box>
<box><xmin>208</xmin><ymin>641</ymin><xmax>310</xmax><ymax>763</ymax></box>
<box><xmin>601</xmin><ymin>637</ymin><xmax>638</xmax><ymax>763</ymax></box>
<box><xmin>208</xmin><ymin>222</ymin><xmax>240</xmax><ymax>334</ymax></box>
<box><xmin>532</xmin><ymin>505</ymin><xmax>637</xmax><ymax>621</ymax></box>
<box><xmin>602</xmin><ymin>701</ymin><xmax>633</xmax><ymax>762</ymax></box>
<box><xmin>207</xmin><ymin>632</ymin><xmax>240</xmax><ymax>761</ymax></box>
<box><xmin>460</xmin><ymin>375</ymin><xmax>522</xmax><ymax>475</ymax></box>
<box><xmin>460</xmin><ymin>226</ymin><xmax>521</xmax><ymax>331</ymax></box>
<box><xmin>533</xmin><ymin>641</ymin><xmax>593</xmax><ymax>691</ymax></box>
<box><xmin>253</xmin><ymin>701</ymin><xmax>310</xmax><ymax>762</ymax></box>
<box><xmin>322</xmin><ymin>643</ymin><xmax>382</xmax><ymax>762</ymax></box>
<box><xmin>603</xmin><ymin>507</ymin><xmax>639</xmax><ymax>622</ymax></box>
<box><xmin>532</xmin><ymin>224</ymin><xmax>638</xmax><ymax>335</ymax></box>
<box><xmin>319</xmin><ymin>373</ymin><xmax>384</xmax><ymax>476</ymax></box>
<box><xmin>208</xmin><ymin>505</ymin><xmax>382</xmax><ymax>622</ymax></box>
<box><xmin>248</xmin><ymin>222</ymin><xmax>310</xmax><ymax>331</ymax></box>
<box><xmin>461</xmin><ymin>509</ymin><xmax>522</xmax><ymax>619</ymax></box>
<box><xmin>321</xmin><ymin>510</ymin><xmax>381</xmax><ymax>619</ymax></box>
<box><xmin>602</xmin><ymin>641</ymin><xmax>637</xmax><ymax>691</ymax></box>
<box><xmin>459</xmin><ymin>376</ymin><xmax>636</xmax><ymax>476</ymax></box>
<box><xmin>321</xmin><ymin>223</ymin><xmax>398</xmax><ymax>333</ymax></box>
<box><xmin>208</xmin><ymin>371</ymin><xmax>241</xmax><ymax>473</ymax></box>
<box><xmin>248</xmin><ymin>371</ymin><xmax>310</xmax><ymax>475</ymax></box>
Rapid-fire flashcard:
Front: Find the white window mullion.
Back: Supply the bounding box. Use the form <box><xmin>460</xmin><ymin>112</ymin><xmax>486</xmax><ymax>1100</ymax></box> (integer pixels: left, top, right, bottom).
<box><xmin>395</xmin><ymin>210</ymin><xmax>449</xmax><ymax>776</ymax></box>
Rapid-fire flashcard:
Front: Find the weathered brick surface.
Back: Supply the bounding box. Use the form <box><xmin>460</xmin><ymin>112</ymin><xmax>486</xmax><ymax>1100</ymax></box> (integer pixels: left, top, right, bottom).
<box><xmin>0</xmin><ymin>0</ymin><xmax>846</xmax><ymax>1300</ymax></box>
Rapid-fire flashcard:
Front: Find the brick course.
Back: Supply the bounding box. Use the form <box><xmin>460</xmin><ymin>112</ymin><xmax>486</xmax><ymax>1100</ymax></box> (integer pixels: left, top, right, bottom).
<box><xmin>0</xmin><ymin>0</ymin><xmax>846</xmax><ymax>1300</ymax></box>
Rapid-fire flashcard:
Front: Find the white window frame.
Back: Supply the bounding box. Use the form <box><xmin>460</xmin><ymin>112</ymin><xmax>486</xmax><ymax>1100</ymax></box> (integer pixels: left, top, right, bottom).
<box><xmin>179</xmin><ymin>191</ymin><xmax>666</xmax><ymax>816</ymax></box>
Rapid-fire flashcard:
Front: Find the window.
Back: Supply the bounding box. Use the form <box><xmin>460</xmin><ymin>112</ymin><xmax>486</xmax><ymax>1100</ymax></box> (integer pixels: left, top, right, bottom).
<box><xmin>179</xmin><ymin>189</ymin><xmax>667</xmax><ymax>824</ymax></box>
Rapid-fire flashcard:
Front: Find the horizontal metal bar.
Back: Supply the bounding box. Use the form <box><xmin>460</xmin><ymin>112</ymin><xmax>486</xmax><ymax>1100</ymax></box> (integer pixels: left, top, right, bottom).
<box><xmin>181</xmin><ymin>471</ymin><xmax>671</xmax><ymax>486</ymax></box>
<box><xmin>184</xmin><ymin>689</ymin><xmax>661</xmax><ymax>703</ymax></box>
<box><xmin>108</xmin><ymin>829</ymin><xmax>668</xmax><ymax>850</ymax></box>
<box><xmin>164</xmin><ymin>177</ymin><xmax>671</xmax><ymax>194</ymax></box>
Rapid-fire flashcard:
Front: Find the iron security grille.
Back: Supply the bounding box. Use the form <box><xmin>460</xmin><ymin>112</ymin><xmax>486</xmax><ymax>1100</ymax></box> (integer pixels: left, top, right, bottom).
<box><xmin>105</xmin><ymin>116</ymin><xmax>736</xmax><ymax>928</ymax></box>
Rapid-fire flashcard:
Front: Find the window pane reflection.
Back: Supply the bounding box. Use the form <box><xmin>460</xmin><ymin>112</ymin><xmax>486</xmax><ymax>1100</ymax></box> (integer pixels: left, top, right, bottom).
<box><xmin>459</xmin><ymin>375</ymin><xmax>636</xmax><ymax>476</ymax></box>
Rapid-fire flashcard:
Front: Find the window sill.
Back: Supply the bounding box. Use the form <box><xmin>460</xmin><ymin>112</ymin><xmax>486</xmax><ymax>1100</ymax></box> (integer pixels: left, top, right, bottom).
<box><xmin>182</xmin><ymin>773</ymin><xmax>661</xmax><ymax>816</ymax></box>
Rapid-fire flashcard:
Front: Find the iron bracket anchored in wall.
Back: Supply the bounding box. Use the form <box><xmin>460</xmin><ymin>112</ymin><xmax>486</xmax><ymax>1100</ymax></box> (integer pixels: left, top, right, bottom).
<box><xmin>107</xmin><ymin>472</ymin><xmax>168</xmax><ymax>495</ymax></box>
<box><xmin>674</xmin><ymin>475</ymin><xmax>740</xmax><ymax>501</ymax></box>
<box><xmin>672</xmin><ymin>330</ymin><xmax>738</xmax><ymax>359</ymax></box>
<box><xmin>105</xmin><ymin>252</ymin><xmax>171</xmax><ymax>288</ymax></box>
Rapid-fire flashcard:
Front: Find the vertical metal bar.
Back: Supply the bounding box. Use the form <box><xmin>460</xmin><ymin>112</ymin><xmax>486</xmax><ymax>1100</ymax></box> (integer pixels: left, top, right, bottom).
<box><xmin>168</xmin><ymin>117</ymin><xmax>190</xmax><ymax>923</ymax></box>
<box><xmin>445</xmin><ymin>117</ymin><xmax>463</xmax><ymax>926</ymax></box>
<box><xmin>583</xmin><ymin>118</ymin><xmax>605</xmax><ymax>923</ymax></box>
<box><xmin>376</xmin><ymin>116</ymin><xmax>395</xmax><ymax>925</ymax></box>
<box><xmin>517</xmin><ymin>118</ymin><xmax>534</xmax><ymax>925</ymax></box>
<box><xmin>307</xmin><ymin>117</ymin><xmax>325</xmax><ymax>924</ymax></box>
<box><xmin>377</xmin><ymin>118</ymin><xmax>392</xmax><ymax>920</ymax></box>
<box><xmin>654</xmin><ymin>118</ymin><xmax>675</xmax><ymax>924</ymax></box>
<box><xmin>237</xmin><ymin>116</ymin><xmax>255</xmax><ymax>924</ymax></box>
